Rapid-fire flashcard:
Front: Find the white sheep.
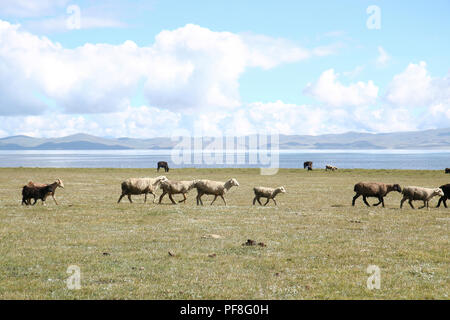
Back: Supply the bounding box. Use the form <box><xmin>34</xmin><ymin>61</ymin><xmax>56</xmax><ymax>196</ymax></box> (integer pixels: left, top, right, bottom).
<box><xmin>400</xmin><ymin>186</ymin><xmax>444</xmax><ymax>209</ymax></box>
<box><xmin>158</xmin><ymin>180</ymin><xmax>198</xmax><ymax>204</ymax></box>
<box><xmin>194</xmin><ymin>178</ymin><xmax>239</xmax><ymax>206</ymax></box>
<box><xmin>253</xmin><ymin>186</ymin><xmax>286</xmax><ymax>206</ymax></box>
<box><xmin>325</xmin><ymin>165</ymin><xmax>338</xmax><ymax>171</ymax></box>
<box><xmin>117</xmin><ymin>176</ymin><xmax>168</xmax><ymax>203</ymax></box>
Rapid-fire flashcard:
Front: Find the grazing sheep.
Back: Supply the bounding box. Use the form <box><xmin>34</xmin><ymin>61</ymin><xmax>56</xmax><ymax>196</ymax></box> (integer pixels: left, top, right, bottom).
<box><xmin>117</xmin><ymin>176</ymin><xmax>168</xmax><ymax>204</ymax></box>
<box><xmin>352</xmin><ymin>182</ymin><xmax>402</xmax><ymax>207</ymax></box>
<box><xmin>253</xmin><ymin>186</ymin><xmax>286</xmax><ymax>206</ymax></box>
<box><xmin>436</xmin><ymin>184</ymin><xmax>450</xmax><ymax>208</ymax></box>
<box><xmin>304</xmin><ymin>161</ymin><xmax>313</xmax><ymax>169</ymax></box>
<box><xmin>22</xmin><ymin>179</ymin><xmax>64</xmax><ymax>205</ymax></box>
<box><xmin>194</xmin><ymin>178</ymin><xmax>239</xmax><ymax>206</ymax></box>
<box><xmin>400</xmin><ymin>186</ymin><xmax>444</xmax><ymax>209</ymax></box>
<box><xmin>157</xmin><ymin>161</ymin><xmax>169</xmax><ymax>172</ymax></box>
<box><xmin>325</xmin><ymin>165</ymin><xmax>338</xmax><ymax>171</ymax></box>
<box><xmin>445</xmin><ymin>168</ymin><xmax>450</xmax><ymax>174</ymax></box>
<box><xmin>158</xmin><ymin>180</ymin><xmax>198</xmax><ymax>204</ymax></box>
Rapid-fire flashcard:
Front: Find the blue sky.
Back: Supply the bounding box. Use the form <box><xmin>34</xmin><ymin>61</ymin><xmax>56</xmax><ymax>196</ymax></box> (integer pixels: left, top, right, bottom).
<box><xmin>0</xmin><ymin>0</ymin><xmax>449</xmax><ymax>137</ymax></box>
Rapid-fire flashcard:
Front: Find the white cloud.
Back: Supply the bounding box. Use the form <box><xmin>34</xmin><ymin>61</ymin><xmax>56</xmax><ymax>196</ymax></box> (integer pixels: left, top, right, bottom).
<box><xmin>0</xmin><ymin>105</ymin><xmax>181</xmax><ymax>138</ymax></box>
<box><xmin>303</xmin><ymin>69</ymin><xmax>379</xmax><ymax>107</ymax></box>
<box><xmin>0</xmin><ymin>0</ymin><xmax>69</xmax><ymax>17</ymax></box>
<box><xmin>0</xmin><ymin>20</ymin><xmax>328</xmax><ymax>115</ymax></box>
<box><xmin>385</xmin><ymin>61</ymin><xmax>450</xmax><ymax>109</ymax></box>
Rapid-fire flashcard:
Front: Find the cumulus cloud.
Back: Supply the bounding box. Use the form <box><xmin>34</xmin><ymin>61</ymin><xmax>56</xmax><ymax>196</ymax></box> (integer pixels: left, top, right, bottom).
<box><xmin>303</xmin><ymin>69</ymin><xmax>379</xmax><ymax>107</ymax></box>
<box><xmin>0</xmin><ymin>20</ymin><xmax>323</xmax><ymax>115</ymax></box>
<box><xmin>385</xmin><ymin>61</ymin><xmax>450</xmax><ymax>109</ymax></box>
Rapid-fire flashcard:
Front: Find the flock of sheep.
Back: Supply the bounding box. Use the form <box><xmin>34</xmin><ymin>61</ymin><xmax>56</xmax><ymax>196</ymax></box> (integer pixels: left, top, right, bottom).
<box><xmin>20</xmin><ymin>166</ymin><xmax>450</xmax><ymax>209</ymax></box>
<box><xmin>352</xmin><ymin>182</ymin><xmax>448</xmax><ymax>209</ymax></box>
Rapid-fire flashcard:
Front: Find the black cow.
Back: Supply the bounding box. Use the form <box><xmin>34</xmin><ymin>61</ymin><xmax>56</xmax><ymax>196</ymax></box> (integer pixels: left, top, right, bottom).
<box><xmin>436</xmin><ymin>184</ymin><xmax>450</xmax><ymax>208</ymax></box>
<box><xmin>157</xmin><ymin>161</ymin><xmax>169</xmax><ymax>172</ymax></box>
<box><xmin>304</xmin><ymin>161</ymin><xmax>313</xmax><ymax>169</ymax></box>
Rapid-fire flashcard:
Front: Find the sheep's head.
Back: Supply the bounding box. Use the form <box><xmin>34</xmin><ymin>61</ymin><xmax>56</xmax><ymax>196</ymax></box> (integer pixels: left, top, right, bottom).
<box><xmin>435</xmin><ymin>188</ymin><xmax>444</xmax><ymax>197</ymax></box>
<box><xmin>156</xmin><ymin>176</ymin><xmax>168</xmax><ymax>183</ymax></box>
<box><xmin>278</xmin><ymin>186</ymin><xmax>286</xmax><ymax>193</ymax></box>
<box><xmin>393</xmin><ymin>184</ymin><xmax>401</xmax><ymax>193</ymax></box>
<box><xmin>229</xmin><ymin>178</ymin><xmax>239</xmax><ymax>187</ymax></box>
<box><xmin>189</xmin><ymin>180</ymin><xmax>199</xmax><ymax>189</ymax></box>
<box><xmin>56</xmin><ymin>179</ymin><xmax>64</xmax><ymax>188</ymax></box>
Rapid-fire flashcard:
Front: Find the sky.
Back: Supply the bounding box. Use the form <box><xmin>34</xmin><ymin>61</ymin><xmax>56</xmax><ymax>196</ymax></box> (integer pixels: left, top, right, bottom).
<box><xmin>0</xmin><ymin>0</ymin><xmax>449</xmax><ymax>138</ymax></box>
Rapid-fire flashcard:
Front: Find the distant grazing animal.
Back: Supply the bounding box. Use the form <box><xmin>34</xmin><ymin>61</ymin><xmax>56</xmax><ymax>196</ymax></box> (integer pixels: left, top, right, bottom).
<box><xmin>157</xmin><ymin>161</ymin><xmax>169</xmax><ymax>172</ymax></box>
<box><xmin>22</xmin><ymin>179</ymin><xmax>64</xmax><ymax>206</ymax></box>
<box><xmin>118</xmin><ymin>176</ymin><xmax>168</xmax><ymax>203</ymax></box>
<box><xmin>436</xmin><ymin>184</ymin><xmax>450</xmax><ymax>208</ymax></box>
<box><xmin>159</xmin><ymin>180</ymin><xmax>198</xmax><ymax>204</ymax></box>
<box><xmin>325</xmin><ymin>165</ymin><xmax>338</xmax><ymax>171</ymax></box>
<box><xmin>445</xmin><ymin>168</ymin><xmax>450</xmax><ymax>174</ymax></box>
<box><xmin>304</xmin><ymin>161</ymin><xmax>313</xmax><ymax>169</ymax></box>
<box><xmin>352</xmin><ymin>182</ymin><xmax>402</xmax><ymax>207</ymax></box>
<box><xmin>253</xmin><ymin>186</ymin><xmax>286</xmax><ymax>206</ymax></box>
<box><xmin>400</xmin><ymin>186</ymin><xmax>444</xmax><ymax>209</ymax></box>
<box><xmin>194</xmin><ymin>178</ymin><xmax>239</xmax><ymax>206</ymax></box>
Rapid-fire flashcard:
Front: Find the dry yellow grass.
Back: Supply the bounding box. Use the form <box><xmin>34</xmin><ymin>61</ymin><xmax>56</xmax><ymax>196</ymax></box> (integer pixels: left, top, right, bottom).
<box><xmin>0</xmin><ymin>167</ymin><xmax>448</xmax><ymax>299</ymax></box>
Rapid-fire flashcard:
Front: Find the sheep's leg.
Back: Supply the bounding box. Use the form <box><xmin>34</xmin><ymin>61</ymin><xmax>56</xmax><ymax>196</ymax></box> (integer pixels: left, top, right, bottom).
<box><xmin>220</xmin><ymin>195</ymin><xmax>227</xmax><ymax>206</ymax></box>
<box><xmin>117</xmin><ymin>194</ymin><xmax>125</xmax><ymax>203</ymax></box>
<box><xmin>408</xmin><ymin>199</ymin><xmax>414</xmax><ymax>209</ymax></box>
<box><xmin>362</xmin><ymin>196</ymin><xmax>370</xmax><ymax>207</ymax></box>
<box><xmin>144</xmin><ymin>193</ymin><xmax>147</xmax><ymax>203</ymax></box>
<box><xmin>127</xmin><ymin>194</ymin><xmax>133</xmax><ymax>203</ymax></box>
<box><xmin>158</xmin><ymin>191</ymin><xmax>166</xmax><ymax>204</ymax></box>
<box><xmin>352</xmin><ymin>194</ymin><xmax>360</xmax><ymax>206</ymax></box>
<box><xmin>263</xmin><ymin>198</ymin><xmax>270</xmax><ymax>206</ymax></box>
<box><xmin>210</xmin><ymin>195</ymin><xmax>218</xmax><ymax>205</ymax></box>
<box><xmin>253</xmin><ymin>197</ymin><xmax>257</xmax><ymax>205</ymax></box>
<box><xmin>373</xmin><ymin>197</ymin><xmax>382</xmax><ymax>206</ymax></box>
<box><xmin>168</xmin><ymin>194</ymin><xmax>177</xmax><ymax>205</ymax></box>
<box><xmin>419</xmin><ymin>200</ymin><xmax>428</xmax><ymax>209</ymax></box>
<box><xmin>436</xmin><ymin>197</ymin><xmax>442</xmax><ymax>208</ymax></box>
<box><xmin>197</xmin><ymin>193</ymin><xmax>204</xmax><ymax>206</ymax></box>
<box><xmin>178</xmin><ymin>193</ymin><xmax>187</xmax><ymax>203</ymax></box>
<box><xmin>52</xmin><ymin>194</ymin><xmax>58</xmax><ymax>205</ymax></box>
<box><xmin>272</xmin><ymin>198</ymin><xmax>277</xmax><ymax>206</ymax></box>
<box><xmin>444</xmin><ymin>197</ymin><xmax>448</xmax><ymax>208</ymax></box>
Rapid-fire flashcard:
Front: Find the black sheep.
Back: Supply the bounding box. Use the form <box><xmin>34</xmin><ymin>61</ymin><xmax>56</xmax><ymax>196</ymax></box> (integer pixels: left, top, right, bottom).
<box><xmin>22</xmin><ymin>180</ymin><xmax>63</xmax><ymax>206</ymax></box>
<box><xmin>436</xmin><ymin>184</ymin><xmax>450</xmax><ymax>208</ymax></box>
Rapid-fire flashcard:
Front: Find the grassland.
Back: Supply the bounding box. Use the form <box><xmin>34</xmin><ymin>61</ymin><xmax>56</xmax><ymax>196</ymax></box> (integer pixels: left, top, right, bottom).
<box><xmin>0</xmin><ymin>167</ymin><xmax>448</xmax><ymax>299</ymax></box>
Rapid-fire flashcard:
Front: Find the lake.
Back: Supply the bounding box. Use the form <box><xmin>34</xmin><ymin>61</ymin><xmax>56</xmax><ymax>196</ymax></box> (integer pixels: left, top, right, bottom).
<box><xmin>0</xmin><ymin>149</ymin><xmax>449</xmax><ymax>170</ymax></box>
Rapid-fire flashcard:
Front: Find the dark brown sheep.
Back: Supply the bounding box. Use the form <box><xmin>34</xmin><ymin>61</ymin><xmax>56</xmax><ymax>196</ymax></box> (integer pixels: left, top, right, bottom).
<box><xmin>352</xmin><ymin>182</ymin><xmax>402</xmax><ymax>207</ymax></box>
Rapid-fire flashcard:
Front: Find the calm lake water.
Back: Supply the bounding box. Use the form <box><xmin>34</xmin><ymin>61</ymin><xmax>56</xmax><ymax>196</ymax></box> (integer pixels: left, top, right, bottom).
<box><xmin>0</xmin><ymin>149</ymin><xmax>449</xmax><ymax>170</ymax></box>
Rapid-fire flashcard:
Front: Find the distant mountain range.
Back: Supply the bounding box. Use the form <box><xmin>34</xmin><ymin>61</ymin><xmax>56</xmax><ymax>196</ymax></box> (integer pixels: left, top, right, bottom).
<box><xmin>1</xmin><ymin>128</ymin><xmax>450</xmax><ymax>150</ymax></box>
